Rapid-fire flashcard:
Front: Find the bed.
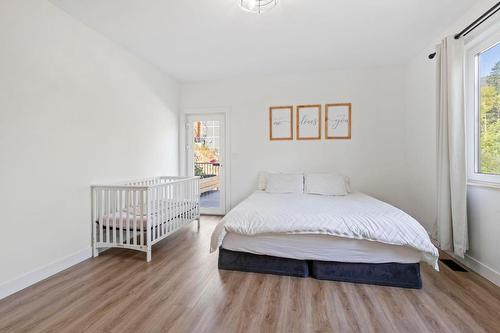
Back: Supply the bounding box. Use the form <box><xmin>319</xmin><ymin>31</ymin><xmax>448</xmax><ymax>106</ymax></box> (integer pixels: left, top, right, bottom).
<box><xmin>211</xmin><ymin>189</ymin><xmax>439</xmax><ymax>289</ymax></box>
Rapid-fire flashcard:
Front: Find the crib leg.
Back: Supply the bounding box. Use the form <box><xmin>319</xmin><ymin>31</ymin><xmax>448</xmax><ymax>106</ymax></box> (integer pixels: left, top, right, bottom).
<box><xmin>93</xmin><ymin>238</ymin><xmax>99</xmax><ymax>257</ymax></box>
<box><xmin>92</xmin><ymin>221</ymin><xmax>98</xmax><ymax>257</ymax></box>
<box><xmin>197</xmin><ymin>218</ymin><xmax>201</xmax><ymax>231</ymax></box>
<box><xmin>146</xmin><ymin>247</ymin><xmax>152</xmax><ymax>262</ymax></box>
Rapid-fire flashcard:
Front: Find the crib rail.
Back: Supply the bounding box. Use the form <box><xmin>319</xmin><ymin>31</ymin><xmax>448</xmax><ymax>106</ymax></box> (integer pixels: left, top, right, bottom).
<box><xmin>91</xmin><ymin>176</ymin><xmax>200</xmax><ymax>262</ymax></box>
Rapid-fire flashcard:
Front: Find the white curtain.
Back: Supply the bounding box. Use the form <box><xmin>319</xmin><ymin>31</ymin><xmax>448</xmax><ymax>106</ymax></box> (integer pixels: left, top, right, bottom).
<box><xmin>436</xmin><ymin>35</ymin><xmax>468</xmax><ymax>257</ymax></box>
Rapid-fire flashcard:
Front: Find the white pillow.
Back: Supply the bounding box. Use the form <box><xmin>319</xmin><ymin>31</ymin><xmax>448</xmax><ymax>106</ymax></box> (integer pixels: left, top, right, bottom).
<box><xmin>265</xmin><ymin>173</ymin><xmax>304</xmax><ymax>194</ymax></box>
<box><xmin>304</xmin><ymin>173</ymin><xmax>348</xmax><ymax>196</ymax></box>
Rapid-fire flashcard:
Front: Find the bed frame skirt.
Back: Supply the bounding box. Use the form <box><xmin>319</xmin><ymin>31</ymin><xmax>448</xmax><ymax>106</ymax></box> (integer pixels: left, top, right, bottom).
<box><xmin>218</xmin><ymin>248</ymin><xmax>309</xmax><ymax>277</ymax></box>
<box><xmin>218</xmin><ymin>248</ymin><xmax>422</xmax><ymax>289</ymax></box>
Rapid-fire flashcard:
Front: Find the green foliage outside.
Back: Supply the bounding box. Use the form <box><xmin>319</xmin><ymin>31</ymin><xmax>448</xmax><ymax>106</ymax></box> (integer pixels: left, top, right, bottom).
<box><xmin>194</xmin><ymin>164</ymin><xmax>205</xmax><ymax>177</ymax></box>
<box><xmin>480</xmin><ymin>60</ymin><xmax>500</xmax><ymax>174</ymax></box>
<box><xmin>193</xmin><ymin>142</ymin><xmax>219</xmax><ymax>178</ymax></box>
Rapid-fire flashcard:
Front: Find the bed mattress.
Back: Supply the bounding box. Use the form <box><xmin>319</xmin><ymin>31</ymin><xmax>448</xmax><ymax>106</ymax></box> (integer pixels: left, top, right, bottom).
<box><xmin>222</xmin><ymin>232</ymin><xmax>422</xmax><ymax>264</ymax></box>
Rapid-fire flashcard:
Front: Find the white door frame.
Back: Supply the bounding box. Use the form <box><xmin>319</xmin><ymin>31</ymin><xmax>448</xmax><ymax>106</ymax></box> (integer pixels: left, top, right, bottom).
<box><xmin>180</xmin><ymin>108</ymin><xmax>231</xmax><ymax>215</ymax></box>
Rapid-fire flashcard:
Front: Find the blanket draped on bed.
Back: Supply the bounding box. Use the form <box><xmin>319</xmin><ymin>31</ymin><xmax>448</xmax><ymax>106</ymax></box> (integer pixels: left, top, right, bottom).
<box><xmin>210</xmin><ymin>192</ymin><xmax>439</xmax><ymax>270</ymax></box>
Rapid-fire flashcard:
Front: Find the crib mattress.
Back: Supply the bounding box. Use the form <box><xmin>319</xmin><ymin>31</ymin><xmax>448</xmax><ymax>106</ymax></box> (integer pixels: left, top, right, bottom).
<box><xmin>97</xmin><ymin>200</ymin><xmax>198</xmax><ymax>230</ymax></box>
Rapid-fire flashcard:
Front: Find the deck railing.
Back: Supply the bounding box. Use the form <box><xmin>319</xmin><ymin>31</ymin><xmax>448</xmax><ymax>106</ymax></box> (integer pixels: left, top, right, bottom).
<box><xmin>195</xmin><ymin>162</ymin><xmax>220</xmax><ymax>176</ymax></box>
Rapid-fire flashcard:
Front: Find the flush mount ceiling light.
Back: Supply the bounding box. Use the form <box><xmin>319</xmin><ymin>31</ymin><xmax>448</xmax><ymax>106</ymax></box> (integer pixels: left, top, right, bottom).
<box><xmin>240</xmin><ymin>0</ymin><xmax>278</xmax><ymax>14</ymax></box>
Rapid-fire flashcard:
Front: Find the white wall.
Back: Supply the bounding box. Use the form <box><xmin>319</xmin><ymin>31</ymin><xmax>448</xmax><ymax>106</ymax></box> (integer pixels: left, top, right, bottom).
<box><xmin>403</xmin><ymin>50</ymin><xmax>438</xmax><ymax>237</ymax></box>
<box><xmin>403</xmin><ymin>0</ymin><xmax>500</xmax><ymax>283</ymax></box>
<box><xmin>181</xmin><ymin>67</ymin><xmax>411</xmax><ymax>214</ymax></box>
<box><xmin>0</xmin><ymin>0</ymin><xmax>179</xmax><ymax>296</ymax></box>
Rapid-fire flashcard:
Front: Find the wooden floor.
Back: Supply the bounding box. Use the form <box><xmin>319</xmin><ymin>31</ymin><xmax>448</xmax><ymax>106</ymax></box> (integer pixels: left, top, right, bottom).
<box><xmin>1</xmin><ymin>216</ymin><xmax>500</xmax><ymax>333</ymax></box>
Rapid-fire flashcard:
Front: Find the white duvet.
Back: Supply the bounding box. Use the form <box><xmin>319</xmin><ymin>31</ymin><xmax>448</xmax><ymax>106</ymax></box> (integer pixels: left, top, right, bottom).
<box><xmin>211</xmin><ymin>191</ymin><xmax>439</xmax><ymax>270</ymax></box>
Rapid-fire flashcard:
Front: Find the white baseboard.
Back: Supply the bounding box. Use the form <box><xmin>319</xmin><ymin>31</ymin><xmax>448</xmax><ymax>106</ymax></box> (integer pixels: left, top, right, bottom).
<box><xmin>449</xmin><ymin>252</ymin><xmax>500</xmax><ymax>287</ymax></box>
<box><xmin>0</xmin><ymin>247</ymin><xmax>92</xmax><ymax>300</ymax></box>
<box><xmin>463</xmin><ymin>254</ymin><xmax>500</xmax><ymax>287</ymax></box>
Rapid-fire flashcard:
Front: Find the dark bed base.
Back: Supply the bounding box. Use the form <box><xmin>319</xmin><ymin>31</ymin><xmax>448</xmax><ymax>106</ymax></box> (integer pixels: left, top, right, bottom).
<box><xmin>218</xmin><ymin>248</ymin><xmax>309</xmax><ymax>277</ymax></box>
<box><xmin>218</xmin><ymin>248</ymin><xmax>422</xmax><ymax>289</ymax></box>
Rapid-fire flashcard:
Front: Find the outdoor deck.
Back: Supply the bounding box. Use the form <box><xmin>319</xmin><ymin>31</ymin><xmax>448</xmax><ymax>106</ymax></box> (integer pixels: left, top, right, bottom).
<box><xmin>197</xmin><ymin>162</ymin><xmax>221</xmax><ymax>209</ymax></box>
<box><xmin>200</xmin><ymin>190</ymin><xmax>220</xmax><ymax>208</ymax></box>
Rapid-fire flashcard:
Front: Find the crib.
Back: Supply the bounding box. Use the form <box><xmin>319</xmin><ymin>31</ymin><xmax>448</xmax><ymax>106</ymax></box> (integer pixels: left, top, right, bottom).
<box><xmin>91</xmin><ymin>176</ymin><xmax>200</xmax><ymax>262</ymax></box>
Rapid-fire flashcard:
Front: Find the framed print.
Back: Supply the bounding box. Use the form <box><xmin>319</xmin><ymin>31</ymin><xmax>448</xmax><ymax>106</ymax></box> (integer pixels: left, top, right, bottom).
<box><xmin>296</xmin><ymin>105</ymin><xmax>321</xmax><ymax>140</ymax></box>
<box><xmin>325</xmin><ymin>103</ymin><xmax>352</xmax><ymax>139</ymax></box>
<box><xmin>269</xmin><ymin>106</ymin><xmax>293</xmax><ymax>140</ymax></box>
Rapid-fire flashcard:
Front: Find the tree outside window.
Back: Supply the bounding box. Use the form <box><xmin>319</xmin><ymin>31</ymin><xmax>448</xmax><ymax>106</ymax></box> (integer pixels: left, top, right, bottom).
<box><xmin>478</xmin><ymin>43</ymin><xmax>500</xmax><ymax>175</ymax></box>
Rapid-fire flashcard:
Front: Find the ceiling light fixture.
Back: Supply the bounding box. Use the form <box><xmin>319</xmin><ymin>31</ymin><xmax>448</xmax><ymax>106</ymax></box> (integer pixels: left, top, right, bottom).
<box><xmin>240</xmin><ymin>0</ymin><xmax>278</xmax><ymax>14</ymax></box>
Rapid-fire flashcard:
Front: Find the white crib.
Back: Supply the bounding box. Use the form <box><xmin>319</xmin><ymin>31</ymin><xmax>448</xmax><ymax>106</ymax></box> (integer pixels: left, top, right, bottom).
<box><xmin>91</xmin><ymin>176</ymin><xmax>200</xmax><ymax>262</ymax></box>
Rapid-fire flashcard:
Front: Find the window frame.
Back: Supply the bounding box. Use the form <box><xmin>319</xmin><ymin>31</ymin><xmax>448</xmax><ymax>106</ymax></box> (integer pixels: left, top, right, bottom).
<box><xmin>465</xmin><ymin>27</ymin><xmax>500</xmax><ymax>185</ymax></box>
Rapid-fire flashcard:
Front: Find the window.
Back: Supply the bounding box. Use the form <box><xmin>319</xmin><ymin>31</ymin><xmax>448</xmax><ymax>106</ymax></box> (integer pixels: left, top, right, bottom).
<box><xmin>192</xmin><ymin>120</ymin><xmax>220</xmax><ymax>155</ymax></box>
<box><xmin>466</xmin><ymin>29</ymin><xmax>500</xmax><ymax>184</ymax></box>
<box><xmin>477</xmin><ymin>43</ymin><xmax>500</xmax><ymax>175</ymax></box>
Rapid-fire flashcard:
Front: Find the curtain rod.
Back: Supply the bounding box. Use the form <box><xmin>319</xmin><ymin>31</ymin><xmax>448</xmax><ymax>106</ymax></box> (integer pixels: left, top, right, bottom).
<box><xmin>428</xmin><ymin>1</ymin><xmax>500</xmax><ymax>59</ymax></box>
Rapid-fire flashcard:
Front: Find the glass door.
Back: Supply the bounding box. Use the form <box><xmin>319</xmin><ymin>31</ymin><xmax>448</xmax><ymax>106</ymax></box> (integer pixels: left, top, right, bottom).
<box><xmin>186</xmin><ymin>114</ymin><xmax>226</xmax><ymax>215</ymax></box>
